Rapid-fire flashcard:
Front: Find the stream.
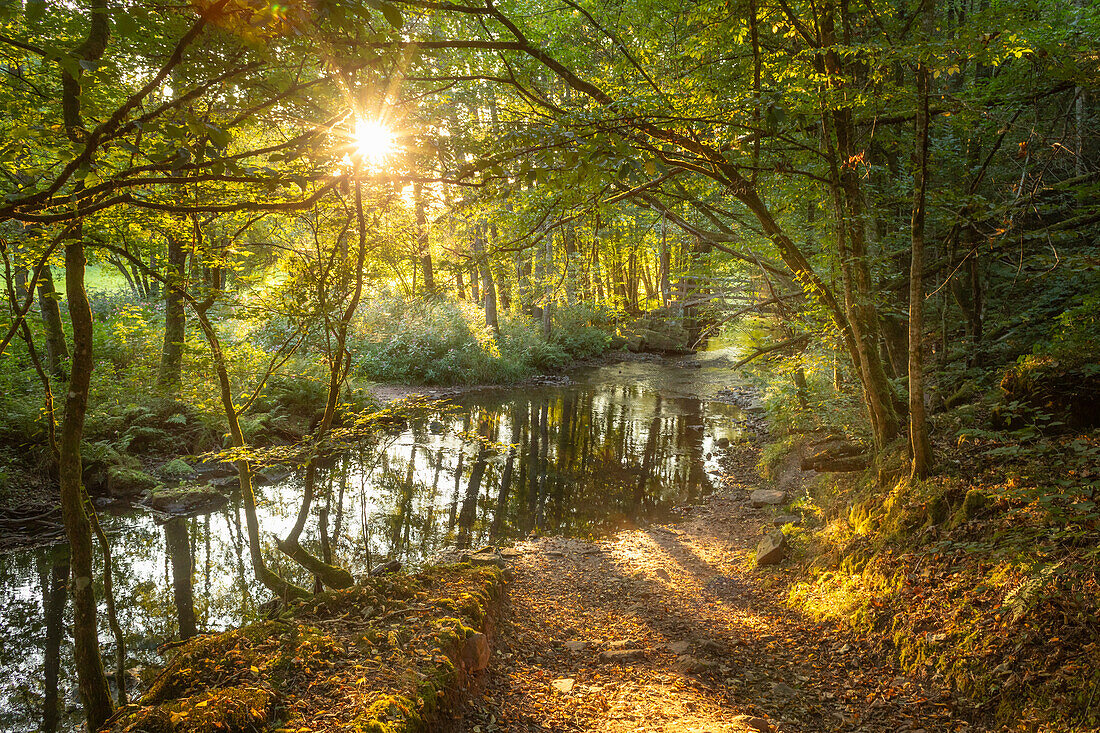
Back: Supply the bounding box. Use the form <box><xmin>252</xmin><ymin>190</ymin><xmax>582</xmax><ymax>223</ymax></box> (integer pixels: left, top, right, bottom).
<box><xmin>0</xmin><ymin>347</ymin><xmax>754</xmax><ymax>732</ymax></box>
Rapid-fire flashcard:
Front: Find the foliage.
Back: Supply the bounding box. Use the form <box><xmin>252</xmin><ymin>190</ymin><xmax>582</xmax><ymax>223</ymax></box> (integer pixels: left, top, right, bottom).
<box><xmin>353</xmin><ymin>295</ymin><xmax>610</xmax><ymax>385</ymax></box>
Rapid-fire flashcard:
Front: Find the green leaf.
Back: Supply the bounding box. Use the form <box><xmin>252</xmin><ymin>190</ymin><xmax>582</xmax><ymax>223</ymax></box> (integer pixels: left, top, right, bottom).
<box><xmin>25</xmin><ymin>0</ymin><xmax>44</xmax><ymax>24</ymax></box>
<box><xmin>366</xmin><ymin>0</ymin><xmax>403</xmax><ymax>28</ymax></box>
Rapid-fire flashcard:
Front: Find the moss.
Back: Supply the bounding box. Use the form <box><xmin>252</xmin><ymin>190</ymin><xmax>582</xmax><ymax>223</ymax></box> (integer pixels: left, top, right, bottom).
<box><xmin>116</xmin><ymin>565</ymin><xmax>503</xmax><ymax>733</ymax></box>
<box><xmin>112</xmin><ymin>684</ymin><xmax>274</xmax><ymax>733</ymax></box>
<box><xmin>159</xmin><ymin>458</ymin><xmax>194</xmax><ymax>479</ymax></box>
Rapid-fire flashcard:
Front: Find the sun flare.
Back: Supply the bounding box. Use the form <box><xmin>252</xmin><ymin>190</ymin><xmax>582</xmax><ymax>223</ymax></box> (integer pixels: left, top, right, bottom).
<box><xmin>353</xmin><ymin>119</ymin><xmax>396</xmax><ymax>167</ymax></box>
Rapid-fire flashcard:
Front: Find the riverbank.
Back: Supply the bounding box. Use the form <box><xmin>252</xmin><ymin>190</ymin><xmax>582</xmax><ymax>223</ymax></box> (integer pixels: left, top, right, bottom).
<box><xmin>0</xmin><ymin>347</ymin><xmax>654</xmax><ymax>552</ymax></box>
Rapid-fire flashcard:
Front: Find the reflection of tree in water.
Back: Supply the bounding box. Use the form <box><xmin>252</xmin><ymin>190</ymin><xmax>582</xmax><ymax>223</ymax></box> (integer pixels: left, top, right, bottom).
<box><xmin>0</xmin><ymin>377</ymin><xmax>730</xmax><ymax>732</ymax></box>
<box><xmin>484</xmin><ymin>387</ymin><xmax>713</xmax><ymax>539</ymax></box>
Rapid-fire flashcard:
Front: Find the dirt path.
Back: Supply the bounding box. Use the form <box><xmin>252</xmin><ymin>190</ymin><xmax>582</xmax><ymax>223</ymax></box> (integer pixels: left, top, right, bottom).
<box><xmin>450</xmin><ymin>443</ymin><xmax>974</xmax><ymax>733</ymax></box>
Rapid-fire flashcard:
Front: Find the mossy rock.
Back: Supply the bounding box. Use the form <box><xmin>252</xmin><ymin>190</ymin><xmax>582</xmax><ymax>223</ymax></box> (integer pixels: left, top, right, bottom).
<box><xmin>107</xmin><ymin>466</ymin><xmax>161</xmax><ymax>498</ymax></box>
<box><xmin>158</xmin><ymin>458</ymin><xmax>195</xmax><ymax>480</ymax></box>
<box><xmin>115</xmin><ymin>565</ymin><xmax>503</xmax><ymax>733</ymax></box>
<box><xmin>146</xmin><ymin>484</ymin><xmax>228</xmax><ymax>515</ymax></box>
<box><xmin>945</xmin><ymin>380</ymin><xmax>982</xmax><ymax>410</ymax></box>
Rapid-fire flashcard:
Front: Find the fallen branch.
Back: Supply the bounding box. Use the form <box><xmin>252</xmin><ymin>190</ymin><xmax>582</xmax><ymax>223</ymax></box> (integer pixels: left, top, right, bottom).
<box><xmin>732</xmin><ymin>334</ymin><xmax>811</xmax><ymax>368</ymax></box>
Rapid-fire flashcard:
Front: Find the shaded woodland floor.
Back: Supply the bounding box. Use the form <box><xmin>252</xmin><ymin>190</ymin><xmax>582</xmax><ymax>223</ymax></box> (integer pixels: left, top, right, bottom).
<box><xmin>448</xmin><ymin>443</ymin><xmax>978</xmax><ymax>733</ymax></box>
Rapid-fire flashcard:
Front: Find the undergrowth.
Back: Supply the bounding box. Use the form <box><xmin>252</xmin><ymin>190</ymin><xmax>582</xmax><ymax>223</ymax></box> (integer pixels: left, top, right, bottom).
<box><xmin>352</xmin><ymin>295</ymin><xmax>612</xmax><ymax>385</ymax></box>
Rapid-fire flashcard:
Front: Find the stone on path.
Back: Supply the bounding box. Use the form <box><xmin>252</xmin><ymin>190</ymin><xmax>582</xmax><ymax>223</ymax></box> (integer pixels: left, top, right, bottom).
<box><xmin>563</xmin><ymin>640</ymin><xmax>589</xmax><ymax>653</ymax></box>
<box><xmin>676</xmin><ymin>654</ymin><xmax>718</xmax><ymax>673</ymax></box>
<box><xmin>733</xmin><ymin>714</ymin><xmax>771</xmax><ymax>732</ymax></box>
<box><xmin>667</xmin><ymin>640</ymin><xmax>691</xmax><ymax>655</ymax></box>
<box><xmin>655</xmin><ymin>567</ymin><xmax>671</xmax><ymax>581</ymax></box>
<box><xmin>750</xmin><ymin>489</ymin><xmax>786</xmax><ymax>508</ymax></box>
<box><xmin>600</xmin><ymin>648</ymin><xmax>645</xmax><ymax>663</ymax></box>
<box><xmin>550</xmin><ymin>678</ymin><xmax>575</xmax><ymax>693</ymax></box>
<box><xmin>772</xmin><ymin>514</ymin><xmax>801</xmax><ymax>526</ymax></box>
<box><xmin>755</xmin><ymin>531</ymin><xmax>787</xmax><ymax>566</ymax></box>
<box><xmin>463</xmin><ymin>549</ymin><xmax>506</xmax><ymax>568</ymax></box>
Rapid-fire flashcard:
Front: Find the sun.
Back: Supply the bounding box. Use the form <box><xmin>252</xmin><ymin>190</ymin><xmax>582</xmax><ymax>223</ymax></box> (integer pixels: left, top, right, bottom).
<box><xmin>353</xmin><ymin>119</ymin><xmax>396</xmax><ymax>168</ymax></box>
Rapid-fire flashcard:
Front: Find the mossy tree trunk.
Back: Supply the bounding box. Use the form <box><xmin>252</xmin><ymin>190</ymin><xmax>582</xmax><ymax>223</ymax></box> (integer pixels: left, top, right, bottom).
<box><xmin>908</xmin><ymin>0</ymin><xmax>935</xmax><ymax>479</ymax></box>
<box><xmin>158</xmin><ymin>233</ymin><xmax>187</xmax><ymax>392</ymax></box>
<box><xmin>60</xmin><ymin>230</ymin><xmax>114</xmax><ymax>730</ymax></box>
<box><xmin>37</xmin><ymin>265</ymin><xmax>68</xmax><ymax>381</ymax></box>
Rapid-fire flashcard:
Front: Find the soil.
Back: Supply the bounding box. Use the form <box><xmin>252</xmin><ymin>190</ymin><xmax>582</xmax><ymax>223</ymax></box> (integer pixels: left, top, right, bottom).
<box><xmin>448</xmin><ymin>441</ymin><xmax>976</xmax><ymax>733</ymax></box>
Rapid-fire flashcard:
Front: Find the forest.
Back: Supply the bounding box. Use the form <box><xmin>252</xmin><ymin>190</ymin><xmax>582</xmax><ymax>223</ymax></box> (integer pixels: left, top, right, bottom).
<box><xmin>0</xmin><ymin>0</ymin><xmax>1097</xmax><ymax>730</ymax></box>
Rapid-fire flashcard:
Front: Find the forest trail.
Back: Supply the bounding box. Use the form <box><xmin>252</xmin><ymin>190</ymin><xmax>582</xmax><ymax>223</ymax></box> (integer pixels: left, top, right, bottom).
<box><xmin>451</xmin><ymin>443</ymin><xmax>973</xmax><ymax>733</ymax></box>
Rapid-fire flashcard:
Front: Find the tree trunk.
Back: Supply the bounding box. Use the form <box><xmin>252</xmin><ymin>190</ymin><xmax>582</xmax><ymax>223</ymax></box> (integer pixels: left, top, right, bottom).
<box><xmin>909</xmin><ymin>0</ymin><xmax>934</xmax><ymax>479</ymax></box>
<box><xmin>478</xmin><ymin>227</ymin><xmax>499</xmax><ymax>334</ymax></box>
<box><xmin>59</xmin><ymin>232</ymin><xmax>114</xmax><ymax>730</ymax></box>
<box><xmin>158</xmin><ymin>234</ymin><xmax>187</xmax><ymax>391</ymax></box>
<box><xmin>659</xmin><ymin>215</ymin><xmax>672</xmax><ymax>307</ymax></box>
<box><xmin>37</xmin><ymin>265</ymin><xmax>68</xmax><ymax>381</ymax></box>
<box><xmin>415</xmin><ymin>183</ymin><xmax>436</xmax><ymax>295</ymax></box>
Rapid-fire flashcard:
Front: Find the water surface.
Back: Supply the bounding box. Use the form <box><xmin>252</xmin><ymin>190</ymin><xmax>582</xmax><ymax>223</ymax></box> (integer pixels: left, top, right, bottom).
<box><xmin>0</xmin><ymin>350</ymin><xmax>748</xmax><ymax>732</ymax></box>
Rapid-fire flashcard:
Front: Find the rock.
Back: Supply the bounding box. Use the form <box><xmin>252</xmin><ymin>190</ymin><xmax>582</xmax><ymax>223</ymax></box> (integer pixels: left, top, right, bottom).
<box><xmin>698</xmin><ymin>639</ymin><xmax>725</xmax><ymax>655</ymax></box>
<box><xmin>463</xmin><ymin>550</ymin><xmax>506</xmax><ymax>568</ymax></box>
<box><xmin>564</xmin><ymin>640</ymin><xmax>589</xmax><ymax>653</ymax></box>
<box><xmin>772</xmin><ymin>514</ymin><xmax>801</xmax><ymax>526</ymax></box>
<box><xmin>655</xmin><ymin>568</ymin><xmax>671</xmax><ymax>581</ymax></box>
<box><xmin>676</xmin><ymin>654</ymin><xmax>717</xmax><ymax>673</ymax></box>
<box><xmin>605</xmin><ymin>639</ymin><xmax>635</xmax><ymax>650</ymax></box>
<box><xmin>460</xmin><ymin>632</ymin><xmax>490</xmax><ymax>672</ymax></box>
<box><xmin>750</xmin><ymin>489</ymin><xmax>786</xmax><ymax>508</ymax></box>
<box><xmin>209</xmin><ymin>475</ymin><xmax>240</xmax><ymax>489</ymax></box>
<box><xmin>429</xmin><ymin>420</ymin><xmax>445</xmax><ymax>434</ymax></box>
<box><xmin>146</xmin><ymin>486</ymin><xmax>228</xmax><ymax>515</ymax></box>
<box><xmin>944</xmin><ymin>379</ymin><xmax>981</xmax><ymax>410</ymax></box>
<box><xmin>550</xmin><ymin>678</ymin><xmax>575</xmax><ymax>693</ymax></box>
<box><xmin>193</xmin><ymin>459</ymin><xmax>237</xmax><ymax>479</ymax></box>
<box><xmin>500</xmin><ymin>547</ymin><xmax>524</xmax><ymax>558</ymax></box>
<box><xmin>600</xmin><ymin>648</ymin><xmax>644</xmax><ymax>663</ymax></box>
<box><xmin>771</xmin><ymin>682</ymin><xmax>797</xmax><ymax>697</ymax></box>
<box><xmin>157</xmin><ymin>458</ymin><xmax>194</xmax><ymax>480</ymax></box>
<box><xmin>370</xmin><ymin>560</ymin><xmax>402</xmax><ymax>576</ymax></box>
<box><xmin>717</xmin><ymin>437</ymin><xmax>731</xmax><ymax>449</ymax></box>
<box><xmin>107</xmin><ymin>467</ymin><xmax>160</xmax><ymax>498</ymax></box>
<box><xmin>667</xmin><ymin>641</ymin><xmax>691</xmax><ymax>655</ymax></box>
<box><xmin>755</xmin><ymin>531</ymin><xmax>787</xmax><ymax>566</ymax></box>
<box><xmin>255</xmin><ymin>468</ymin><xmax>293</xmax><ymax>486</ymax></box>
<box><xmin>733</xmin><ymin>714</ymin><xmax>771</xmax><ymax>732</ymax></box>
<box><xmin>801</xmin><ymin>442</ymin><xmax>870</xmax><ymax>472</ymax></box>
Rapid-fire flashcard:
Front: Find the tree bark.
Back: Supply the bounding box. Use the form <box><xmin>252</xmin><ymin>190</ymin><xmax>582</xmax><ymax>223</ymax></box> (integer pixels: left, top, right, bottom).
<box><xmin>158</xmin><ymin>233</ymin><xmax>187</xmax><ymax>391</ymax></box>
<box><xmin>909</xmin><ymin>0</ymin><xmax>934</xmax><ymax>479</ymax></box>
<box><xmin>59</xmin><ymin>231</ymin><xmax>114</xmax><ymax>730</ymax></box>
<box><xmin>37</xmin><ymin>265</ymin><xmax>68</xmax><ymax>381</ymax></box>
<box><xmin>479</xmin><ymin>227</ymin><xmax>500</xmax><ymax>334</ymax></box>
<box><xmin>415</xmin><ymin>182</ymin><xmax>436</xmax><ymax>295</ymax></box>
